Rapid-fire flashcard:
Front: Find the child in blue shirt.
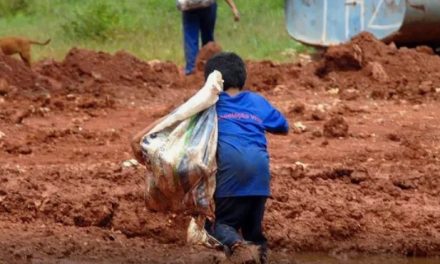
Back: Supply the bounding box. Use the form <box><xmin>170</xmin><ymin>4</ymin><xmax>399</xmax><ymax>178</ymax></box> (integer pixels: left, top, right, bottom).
<box><xmin>204</xmin><ymin>52</ymin><xmax>289</xmax><ymax>264</ymax></box>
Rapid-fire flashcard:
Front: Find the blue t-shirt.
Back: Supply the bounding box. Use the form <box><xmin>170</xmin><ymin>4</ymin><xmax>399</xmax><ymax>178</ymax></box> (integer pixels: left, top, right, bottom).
<box><xmin>215</xmin><ymin>91</ymin><xmax>289</xmax><ymax>198</ymax></box>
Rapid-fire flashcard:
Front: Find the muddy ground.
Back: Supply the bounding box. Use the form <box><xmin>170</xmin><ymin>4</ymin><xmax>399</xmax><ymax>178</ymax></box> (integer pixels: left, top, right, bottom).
<box><xmin>0</xmin><ymin>33</ymin><xmax>440</xmax><ymax>263</ymax></box>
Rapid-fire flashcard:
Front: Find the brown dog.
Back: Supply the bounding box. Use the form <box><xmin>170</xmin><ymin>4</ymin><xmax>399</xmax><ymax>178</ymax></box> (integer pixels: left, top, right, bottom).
<box><xmin>0</xmin><ymin>37</ymin><xmax>51</xmax><ymax>66</ymax></box>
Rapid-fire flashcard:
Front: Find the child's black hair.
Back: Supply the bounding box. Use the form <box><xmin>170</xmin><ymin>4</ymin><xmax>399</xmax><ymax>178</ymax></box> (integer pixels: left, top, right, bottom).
<box><xmin>204</xmin><ymin>52</ymin><xmax>246</xmax><ymax>91</ymax></box>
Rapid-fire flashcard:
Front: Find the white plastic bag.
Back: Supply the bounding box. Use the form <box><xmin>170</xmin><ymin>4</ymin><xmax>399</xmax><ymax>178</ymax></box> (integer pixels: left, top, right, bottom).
<box><xmin>141</xmin><ymin>71</ymin><xmax>223</xmax><ymax>217</ymax></box>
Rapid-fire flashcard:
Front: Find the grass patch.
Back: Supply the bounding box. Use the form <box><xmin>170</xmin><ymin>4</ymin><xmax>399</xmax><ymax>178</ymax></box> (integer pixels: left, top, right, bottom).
<box><xmin>0</xmin><ymin>0</ymin><xmax>31</xmax><ymax>17</ymax></box>
<box><xmin>0</xmin><ymin>0</ymin><xmax>310</xmax><ymax>64</ymax></box>
<box><xmin>62</xmin><ymin>2</ymin><xmax>122</xmax><ymax>41</ymax></box>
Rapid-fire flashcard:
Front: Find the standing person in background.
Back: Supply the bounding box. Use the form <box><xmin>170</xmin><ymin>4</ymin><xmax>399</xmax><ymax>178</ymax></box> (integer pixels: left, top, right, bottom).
<box><xmin>178</xmin><ymin>0</ymin><xmax>240</xmax><ymax>75</ymax></box>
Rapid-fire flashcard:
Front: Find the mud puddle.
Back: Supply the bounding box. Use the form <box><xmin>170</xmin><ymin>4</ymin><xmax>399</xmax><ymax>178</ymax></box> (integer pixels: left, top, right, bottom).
<box><xmin>292</xmin><ymin>253</ymin><xmax>440</xmax><ymax>264</ymax></box>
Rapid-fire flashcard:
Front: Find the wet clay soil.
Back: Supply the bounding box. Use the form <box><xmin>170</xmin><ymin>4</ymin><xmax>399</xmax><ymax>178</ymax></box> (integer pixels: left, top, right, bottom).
<box><xmin>0</xmin><ymin>33</ymin><xmax>440</xmax><ymax>263</ymax></box>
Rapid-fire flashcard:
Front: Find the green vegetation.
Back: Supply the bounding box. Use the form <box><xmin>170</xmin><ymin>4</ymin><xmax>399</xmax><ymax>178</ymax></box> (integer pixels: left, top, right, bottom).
<box><xmin>0</xmin><ymin>0</ymin><xmax>308</xmax><ymax>64</ymax></box>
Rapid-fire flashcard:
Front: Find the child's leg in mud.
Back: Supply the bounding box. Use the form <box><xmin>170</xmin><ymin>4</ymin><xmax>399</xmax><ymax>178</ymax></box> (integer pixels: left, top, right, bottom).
<box><xmin>241</xmin><ymin>196</ymin><xmax>268</xmax><ymax>262</ymax></box>
<box><xmin>210</xmin><ymin>197</ymin><xmax>244</xmax><ymax>251</ymax></box>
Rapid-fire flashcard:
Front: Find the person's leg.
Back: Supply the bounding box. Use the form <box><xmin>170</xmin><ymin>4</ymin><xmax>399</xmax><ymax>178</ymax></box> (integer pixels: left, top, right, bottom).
<box><xmin>182</xmin><ymin>10</ymin><xmax>200</xmax><ymax>75</ymax></box>
<box><xmin>212</xmin><ymin>197</ymin><xmax>243</xmax><ymax>249</ymax></box>
<box><xmin>241</xmin><ymin>196</ymin><xmax>268</xmax><ymax>263</ymax></box>
<box><xmin>200</xmin><ymin>3</ymin><xmax>217</xmax><ymax>46</ymax></box>
<box><xmin>241</xmin><ymin>196</ymin><xmax>267</xmax><ymax>245</ymax></box>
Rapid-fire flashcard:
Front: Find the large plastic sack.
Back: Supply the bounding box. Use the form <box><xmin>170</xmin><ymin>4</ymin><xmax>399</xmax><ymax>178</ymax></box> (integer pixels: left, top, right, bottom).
<box><xmin>140</xmin><ymin>71</ymin><xmax>223</xmax><ymax>219</ymax></box>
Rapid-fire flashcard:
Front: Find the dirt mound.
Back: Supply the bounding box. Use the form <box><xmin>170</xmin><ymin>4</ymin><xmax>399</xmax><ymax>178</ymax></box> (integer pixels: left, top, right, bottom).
<box><xmin>0</xmin><ymin>54</ymin><xmax>37</xmax><ymax>92</ymax></box>
<box><xmin>36</xmin><ymin>48</ymin><xmax>181</xmax><ymax>93</ymax></box>
<box><xmin>315</xmin><ymin>32</ymin><xmax>440</xmax><ymax>101</ymax></box>
<box><xmin>195</xmin><ymin>41</ymin><xmax>222</xmax><ymax>72</ymax></box>
<box><xmin>246</xmin><ymin>60</ymin><xmax>300</xmax><ymax>91</ymax></box>
<box><xmin>0</xmin><ymin>48</ymin><xmax>189</xmax><ymax>126</ymax></box>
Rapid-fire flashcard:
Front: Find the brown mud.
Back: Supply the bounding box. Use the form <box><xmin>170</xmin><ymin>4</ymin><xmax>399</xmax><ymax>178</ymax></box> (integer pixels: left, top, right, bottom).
<box><xmin>195</xmin><ymin>41</ymin><xmax>222</xmax><ymax>72</ymax></box>
<box><xmin>1</xmin><ymin>33</ymin><xmax>440</xmax><ymax>263</ymax></box>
